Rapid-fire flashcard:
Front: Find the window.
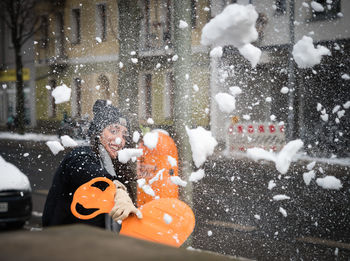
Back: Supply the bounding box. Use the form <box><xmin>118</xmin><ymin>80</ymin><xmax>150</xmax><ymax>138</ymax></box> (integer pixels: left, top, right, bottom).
<box><xmin>48</xmin><ymin>80</ymin><xmax>56</xmax><ymax>118</ymax></box>
<box><xmin>72</xmin><ymin>78</ymin><xmax>82</xmax><ymax>117</ymax></box>
<box><xmin>191</xmin><ymin>0</ymin><xmax>197</xmax><ymax>28</ymax></box>
<box><xmin>97</xmin><ymin>74</ymin><xmax>110</xmax><ymax>100</ymax></box>
<box><xmin>96</xmin><ymin>4</ymin><xmax>107</xmax><ymax>41</ymax></box>
<box><xmin>140</xmin><ymin>74</ymin><xmax>152</xmax><ymax>120</ymax></box>
<box><xmin>55</xmin><ymin>12</ymin><xmax>64</xmax><ymax>57</ymax></box>
<box><xmin>164</xmin><ymin>72</ymin><xmax>175</xmax><ymax>119</ymax></box>
<box><xmin>275</xmin><ymin>0</ymin><xmax>286</xmax><ymax>15</ymax></box>
<box><xmin>40</xmin><ymin>15</ymin><xmax>49</xmax><ymax>48</ymax></box>
<box><xmin>71</xmin><ymin>9</ymin><xmax>81</xmax><ymax>44</ymax></box>
<box><xmin>311</xmin><ymin>0</ymin><xmax>341</xmax><ymax>20</ymax></box>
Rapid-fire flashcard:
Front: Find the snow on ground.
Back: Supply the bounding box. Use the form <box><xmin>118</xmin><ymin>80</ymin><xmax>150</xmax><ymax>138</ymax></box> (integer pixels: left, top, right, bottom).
<box><xmin>143</xmin><ymin>131</ymin><xmax>159</xmax><ymax>150</ymax></box>
<box><xmin>51</xmin><ymin>84</ymin><xmax>71</xmax><ymax>104</ymax></box>
<box><xmin>316</xmin><ymin>176</ymin><xmax>343</xmax><ymax>190</ymax></box>
<box><xmin>46</xmin><ymin>141</ymin><xmax>65</xmax><ymax>155</ymax></box>
<box><xmin>201</xmin><ymin>4</ymin><xmax>261</xmax><ymax>67</ymax></box>
<box><xmin>0</xmin><ymin>132</ymin><xmax>59</xmax><ymax>141</ymax></box>
<box><xmin>292</xmin><ymin>36</ymin><xmax>331</xmax><ymax>68</ymax></box>
<box><xmin>118</xmin><ymin>148</ymin><xmax>143</xmax><ymax>164</ymax></box>
<box><xmin>246</xmin><ymin>140</ymin><xmax>304</xmax><ymax>174</ymax></box>
<box><xmin>189</xmin><ymin>169</ymin><xmax>205</xmax><ymax>182</ymax></box>
<box><xmin>185</xmin><ymin>126</ymin><xmax>218</xmax><ymax>168</ymax></box>
<box><xmin>214</xmin><ymin>92</ymin><xmax>236</xmax><ymax>113</ymax></box>
<box><xmin>0</xmin><ymin>156</ymin><xmax>31</xmax><ymax>191</ymax></box>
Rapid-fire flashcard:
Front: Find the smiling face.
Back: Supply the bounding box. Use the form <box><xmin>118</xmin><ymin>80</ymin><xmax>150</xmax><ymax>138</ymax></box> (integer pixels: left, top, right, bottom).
<box><xmin>100</xmin><ymin>123</ymin><xmax>129</xmax><ymax>159</ymax></box>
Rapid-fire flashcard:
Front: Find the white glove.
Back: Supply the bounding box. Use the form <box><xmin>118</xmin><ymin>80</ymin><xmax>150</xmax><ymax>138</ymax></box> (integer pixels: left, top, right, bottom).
<box><xmin>109</xmin><ymin>180</ymin><xmax>143</xmax><ymax>221</ymax></box>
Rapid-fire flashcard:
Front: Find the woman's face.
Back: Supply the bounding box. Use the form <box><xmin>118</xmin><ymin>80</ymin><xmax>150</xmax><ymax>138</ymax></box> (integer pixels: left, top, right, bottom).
<box><xmin>100</xmin><ymin>123</ymin><xmax>128</xmax><ymax>159</ymax></box>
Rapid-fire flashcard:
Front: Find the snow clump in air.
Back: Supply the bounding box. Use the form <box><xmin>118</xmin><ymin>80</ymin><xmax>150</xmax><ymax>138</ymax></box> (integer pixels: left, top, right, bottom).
<box><xmin>132</xmin><ymin>131</ymin><xmax>140</xmax><ymax>143</ymax></box>
<box><xmin>343</xmin><ymin>101</ymin><xmax>350</xmax><ymax>109</ymax></box>
<box><xmin>46</xmin><ymin>141</ymin><xmax>65</xmax><ymax>155</ymax></box>
<box><xmin>310</xmin><ymin>1</ymin><xmax>325</xmax><ymax>12</ymax></box>
<box><xmin>168</xmin><ymin>156</ymin><xmax>177</xmax><ymax>167</ymax></box>
<box><xmin>0</xmin><ymin>156</ymin><xmax>31</xmax><ymax>191</ymax></box>
<box><xmin>170</xmin><ymin>176</ymin><xmax>188</xmax><ymax>187</ymax></box>
<box><xmin>341</xmin><ymin>73</ymin><xmax>350</xmax><ymax>80</ymax></box>
<box><xmin>229</xmin><ymin>86</ymin><xmax>242</xmax><ymax>96</ymax></box>
<box><xmin>179</xmin><ymin>20</ymin><xmax>188</xmax><ymax>29</ymax></box>
<box><xmin>210</xmin><ymin>46</ymin><xmax>223</xmax><ymax>58</ymax></box>
<box><xmin>189</xmin><ymin>169</ymin><xmax>205</xmax><ymax>182</ymax></box>
<box><xmin>316</xmin><ymin>176</ymin><xmax>342</xmax><ymax>190</ymax></box>
<box><xmin>118</xmin><ymin>149</ymin><xmax>143</xmax><ymax>164</ymax></box>
<box><xmin>60</xmin><ymin>135</ymin><xmax>78</xmax><ymax>147</ymax></box>
<box><xmin>163</xmin><ymin>213</ymin><xmax>173</xmax><ymax>224</ymax></box>
<box><xmin>268</xmin><ymin>180</ymin><xmax>276</xmax><ymax>190</ymax></box>
<box><xmin>280</xmin><ymin>86</ymin><xmax>289</xmax><ymax>94</ymax></box>
<box><xmin>247</xmin><ymin>139</ymin><xmax>304</xmax><ymax>174</ymax></box>
<box><xmin>292</xmin><ymin>36</ymin><xmax>331</xmax><ymax>68</ymax></box>
<box><xmin>51</xmin><ymin>84</ymin><xmax>71</xmax><ymax>104</ymax></box>
<box><xmin>273</xmin><ymin>194</ymin><xmax>291</xmax><ymax>201</ymax></box>
<box><xmin>303</xmin><ymin>170</ymin><xmax>316</xmax><ymax>185</ymax></box>
<box><xmin>143</xmin><ymin>131</ymin><xmax>159</xmax><ymax>150</ymax></box>
<box><xmin>279</xmin><ymin>207</ymin><xmax>288</xmax><ymax>217</ymax></box>
<box><xmin>185</xmin><ymin>126</ymin><xmax>218</xmax><ymax>168</ymax></box>
<box><xmin>201</xmin><ymin>4</ymin><xmax>261</xmax><ymax>67</ymax></box>
<box><xmin>214</xmin><ymin>93</ymin><xmax>236</xmax><ymax>113</ymax></box>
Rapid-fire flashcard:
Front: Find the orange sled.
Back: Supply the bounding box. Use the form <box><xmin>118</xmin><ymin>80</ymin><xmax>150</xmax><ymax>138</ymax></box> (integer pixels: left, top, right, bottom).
<box><xmin>71</xmin><ymin>178</ymin><xmax>195</xmax><ymax>247</ymax></box>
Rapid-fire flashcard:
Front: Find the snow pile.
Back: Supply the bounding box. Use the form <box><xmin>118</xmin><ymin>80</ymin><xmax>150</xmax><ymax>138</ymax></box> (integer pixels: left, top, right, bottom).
<box><xmin>273</xmin><ymin>194</ymin><xmax>290</xmax><ymax>201</ymax></box>
<box><xmin>210</xmin><ymin>46</ymin><xmax>223</xmax><ymax>58</ymax></box>
<box><xmin>0</xmin><ymin>156</ymin><xmax>31</xmax><ymax>191</ymax></box>
<box><xmin>51</xmin><ymin>84</ymin><xmax>72</xmax><ymax>104</ymax></box>
<box><xmin>303</xmin><ymin>170</ymin><xmax>316</xmax><ymax>185</ymax></box>
<box><xmin>214</xmin><ymin>93</ymin><xmax>236</xmax><ymax>113</ymax></box>
<box><xmin>201</xmin><ymin>4</ymin><xmax>261</xmax><ymax>67</ymax></box>
<box><xmin>118</xmin><ymin>148</ymin><xmax>143</xmax><ymax>163</ymax></box>
<box><xmin>170</xmin><ymin>176</ymin><xmax>188</xmax><ymax>187</ymax></box>
<box><xmin>60</xmin><ymin>135</ymin><xmax>78</xmax><ymax>147</ymax></box>
<box><xmin>143</xmin><ymin>131</ymin><xmax>159</xmax><ymax>150</ymax></box>
<box><xmin>189</xmin><ymin>169</ymin><xmax>205</xmax><ymax>182</ymax></box>
<box><xmin>247</xmin><ymin>139</ymin><xmax>304</xmax><ymax>174</ymax></box>
<box><xmin>46</xmin><ymin>141</ymin><xmax>65</xmax><ymax>155</ymax></box>
<box><xmin>185</xmin><ymin>126</ymin><xmax>218</xmax><ymax>168</ymax></box>
<box><xmin>292</xmin><ymin>36</ymin><xmax>331</xmax><ymax>68</ymax></box>
<box><xmin>316</xmin><ymin>176</ymin><xmax>342</xmax><ymax>190</ymax></box>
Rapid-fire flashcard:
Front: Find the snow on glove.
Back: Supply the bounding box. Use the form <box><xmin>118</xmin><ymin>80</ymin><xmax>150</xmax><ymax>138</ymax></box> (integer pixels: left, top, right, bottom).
<box><xmin>109</xmin><ymin>180</ymin><xmax>143</xmax><ymax>221</ymax></box>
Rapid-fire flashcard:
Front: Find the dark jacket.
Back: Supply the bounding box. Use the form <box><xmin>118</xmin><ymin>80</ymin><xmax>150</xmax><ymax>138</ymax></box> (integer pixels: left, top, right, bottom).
<box><xmin>42</xmin><ymin>146</ymin><xmax>132</xmax><ymax>228</ymax></box>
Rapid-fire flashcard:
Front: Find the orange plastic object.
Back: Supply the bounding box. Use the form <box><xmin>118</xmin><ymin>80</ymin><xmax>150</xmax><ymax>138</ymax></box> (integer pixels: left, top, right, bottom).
<box><xmin>71</xmin><ymin>177</ymin><xmax>116</xmax><ymax>220</ymax></box>
<box><xmin>137</xmin><ymin>131</ymin><xmax>179</xmax><ymax>206</ymax></box>
<box><xmin>120</xmin><ymin>198</ymin><xmax>195</xmax><ymax>247</ymax></box>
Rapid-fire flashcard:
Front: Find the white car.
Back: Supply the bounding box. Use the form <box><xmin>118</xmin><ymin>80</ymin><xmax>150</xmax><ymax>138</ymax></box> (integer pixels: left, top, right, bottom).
<box><xmin>0</xmin><ymin>156</ymin><xmax>32</xmax><ymax>229</ymax></box>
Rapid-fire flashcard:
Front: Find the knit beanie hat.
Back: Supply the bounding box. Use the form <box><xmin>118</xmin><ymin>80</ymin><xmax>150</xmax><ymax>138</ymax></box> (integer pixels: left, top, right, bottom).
<box><xmin>88</xmin><ymin>100</ymin><xmax>129</xmax><ymax>137</ymax></box>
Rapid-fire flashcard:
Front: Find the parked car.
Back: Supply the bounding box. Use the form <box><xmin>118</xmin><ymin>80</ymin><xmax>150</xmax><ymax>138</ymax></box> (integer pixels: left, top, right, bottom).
<box><xmin>0</xmin><ymin>156</ymin><xmax>32</xmax><ymax>229</ymax></box>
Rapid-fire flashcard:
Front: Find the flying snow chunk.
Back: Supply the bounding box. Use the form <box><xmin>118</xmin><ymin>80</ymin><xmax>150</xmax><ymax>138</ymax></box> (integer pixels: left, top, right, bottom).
<box><xmin>279</xmin><ymin>207</ymin><xmax>288</xmax><ymax>217</ymax></box>
<box><xmin>147</xmin><ymin>118</ymin><xmax>154</xmax><ymax>124</ymax></box>
<box><xmin>189</xmin><ymin>169</ymin><xmax>205</xmax><ymax>182</ymax></box>
<box><xmin>273</xmin><ymin>194</ymin><xmax>290</xmax><ymax>201</ymax></box>
<box><xmin>179</xmin><ymin>20</ymin><xmax>188</xmax><ymax>29</ymax></box>
<box><xmin>45</xmin><ymin>85</ymin><xmax>51</xmax><ymax>90</ymax></box>
<box><xmin>131</xmin><ymin>58</ymin><xmax>138</xmax><ymax>64</ymax></box>
<box><xmin>307</xmin><ymin>161</ymin><xmax>316</xmax><ymax>170</ymax></box>
<box><xmin>303</xmin><ymin>170</ymin><xmax>315</xmax><ymax>186</ymax></box>
<box><xmin>332</xmin><ymin>105</ymin><xmax>341</xmax><ymax>114</ymax></box>
<box><xmin>60</xmin><ymin>135</ymin><xmax>78</xmax><ymax>147</ymax></box>
<box><xmin>254</xmin><ymin>214</ymin><xmax>261</xmax><ymax>220</ymax></box>
<box><xmin>156</xmin><ymin>63</ymin><xmax>161</xmax><ymax>69</ymax></box>
<box><xmin>132</xmin><ymin>131</ymin><xmax>140</xmax><ymax>143</ymax></box>
<box><xmin>229</xmin><ymin>86</ymin><xmax>242</xmax><ymax>96</ymax></box>
<box><xmin>280</xmin><ymin>86</ymin><xmax>289</xmax><ymax>94</ymax></box>
<box><xmin>317</xmin><ymin>103</ymin><xmax>323</xmax><ymax>111</ymax></box>
<box><xmin>115</xmin><ymin>137</ymin><xmax>122</xmax><ymax>145</ymax></box>
<box><xmin>143</xmin><ymin>131</ymin><xmax>159</xmax><ymax>150</ymax></box>
<box><xmin>238</xmin><ymin>43</ymin><xmax>262</xmax><ymax>68</ymax></box>
<box><xmin>316</xmin><ymin>176</ymin><xmax>342</xmax><ymax>190</ymax></box>
<box><xmin>119</xmin><ymin>62</ymin><xmax>124</xmax><ymax>69</ymax></box>
<box><xmin>168</xmin><ymin>156</ymin><xmax>177</xmax><ymax>167</ymax></box>
<box><xmin>95</xmin><ymin>37</ymin><xmax>102</xmax><ymax>43</ymax></box>
<box><xmin>170</xmin><ymin>176</ymin><xmax>187</xmax><ymax>187</ymax></box>
<box><xmin>343</xmin><ymin>101</ymin><xmax>350</xmax><ymax>109</ymax></box>
<box><xmin>51</xmin><ymin>84</ymin><xmax>71</xmax><ymax>104</ymax></box>
<box><xmin>210</xmin><ymin>46</ymin><xmax>223</xmax><ymax>58</ymax></box>
<box><xmin>310</xmin><ymin>1</ymin><xmax>325</xmax><ymax>12</ymax></box>
<box><xmin>172</xmin><ymin>54</ymin><xmax>179</xmax><ymax>61</ymax></box>
<box><xmin>292</xmin><ymin>36</ymin><xmax>331</xmax><ymax>68</ymax></box>
<box><xmin>207</xmin><ymin>230</ymin><xmax>213</xmax><ymax>236</ymax></box>
<box><xmin>46</xmin><ymin>141</ymin><xmax>64</xmax><ymax>155</ymax></box>
<box><xmin>186</xmin><ymin>126</ymin><xmax>218</xmax><ymax>168</ymax></box>
<box><xmin>243</xmin><ymin>115</ymin><xmax>251</xmax><ymax>120</ymax></box>
<box><xmin>137</xmin><ymin>178</ymin><xmax>146</xmax><ymax>188</ymax></box>
<box><xmin>163</xmin><ymin>213</ymin><xmax>173</xmax><ymax>224</ymax></box>
<box><xmin>341</xmin><ymin>73</ymin><xmax>350</xmax><ymax>80</ymax></box>
<box><xmin>320</xmin><ymin>113</ymin><xmax>329</xmax><ymax>122</ymax></box>
<box><xmin>130</xmin><ymin>51</ymin><xmax>136</xmax><ymax>55</ymax></box>
<box><xmin>266</xmin><ymin>97</ymin><xmax>272</xmax><ymax>102</ymax></box>
<box><xmin>268</xmin><ymin>180</ymin><xmax>276</xmax><ymax>190</ymax></box>
<box><xmin>141</xmin><ymin>184</ymin><xmax>155</xmax><ymax>197</ymax></box>
<box><xmin>193</xmin><ymin>84</ymin><xmax>199</xmax><ymax>92</ymax></box>
<box><xmin>214</xmin><ymin>93</ymin><xmax>236</xmax><ymax>113</ymax></box>
<box><xmin>118</xmin><ymin>149</ymin><xmax>143</xmax><ymax>164</ymax></box>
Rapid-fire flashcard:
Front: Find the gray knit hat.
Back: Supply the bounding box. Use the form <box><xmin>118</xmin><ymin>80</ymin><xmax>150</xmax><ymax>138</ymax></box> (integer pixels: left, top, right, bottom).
<box><xmin>88</xmin><ymin>100</ymin><xmax>129</xmax><ymax>137</ymax></box>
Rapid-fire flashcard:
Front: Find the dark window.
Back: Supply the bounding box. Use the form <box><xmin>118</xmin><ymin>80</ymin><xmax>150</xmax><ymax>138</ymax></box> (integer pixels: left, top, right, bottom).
<box><xmin>96</xmin><ymin>4</ymin><xmax>107</xmax><ymax>41</ymax></box>
<box><xmin>191</xmin><ymin>0</ymin><xmax>197</xmax><ymax>28</ymax></box>
<box><xmin>312</xmin><ymin>0</ymin><xmax>341</xmax><ymax>20</ymax></box>
<box><xmin>74</xmin><ymin>78</ymin><xmax>82</xmax><ymax>117</ymax></box>
<box><xmin>164</xmin><ymin>0</ymin><xmax>172</xmax><ymax>46</ymax></box>
<box><xmin>72</xmin><ymin>9</ymin><xmax>81</xmax><ymax>44</ymax></box>
<box><xmin>145</xmin><ymin>74</ymin><xmax>152</xmax><ymax>119</ymax></box>
<box><xmin>275</xmin><ymin>0</ymin><xmax>286</xmax><ymax>15</ymax></box>
<box><xmin>165</xmin><ymin>72</ymin><xmax>175</xmax><ymax>119</ymax></box>
<box><xmin>55</xmin><ymin>12</ymin><xmax>64</xmax><ymax>57</ymax></box>
<box><xmin>48</xmin><ymin>80</ymin><xmax>56</xmax><ymax>118</ymax></box>
<box><xmin>40</xmin><ymin>15</ymin><xmax>49</xmax><ymax>48</ymax></box>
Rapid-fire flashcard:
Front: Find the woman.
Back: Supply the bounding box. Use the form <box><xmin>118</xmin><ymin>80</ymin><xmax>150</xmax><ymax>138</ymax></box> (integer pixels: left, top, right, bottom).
<box><xmin>42</xmin><ymin>100</ymin><xmax>141</xmax><ymax>231</ymax></box>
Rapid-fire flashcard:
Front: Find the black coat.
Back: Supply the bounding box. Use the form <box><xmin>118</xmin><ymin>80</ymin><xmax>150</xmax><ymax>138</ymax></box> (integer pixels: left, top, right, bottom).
<box><xmin>42</xmin><ymin>146</ymin><xmax>132</xmax><ymax>228</ymax></box>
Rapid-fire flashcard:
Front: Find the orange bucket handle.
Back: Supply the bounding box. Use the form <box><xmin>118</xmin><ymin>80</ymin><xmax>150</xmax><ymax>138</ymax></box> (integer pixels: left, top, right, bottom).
<box><xmin>71</xmin><ymin>177</ymin><xmax>116</xmax><ymax>220</ymax></box>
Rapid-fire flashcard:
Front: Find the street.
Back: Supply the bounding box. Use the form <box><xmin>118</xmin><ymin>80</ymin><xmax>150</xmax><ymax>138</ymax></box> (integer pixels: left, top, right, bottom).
<box><xmin>1</xmin><ymin>138</ymin><xmax>350</xmax><ymax>260</ymax></box>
